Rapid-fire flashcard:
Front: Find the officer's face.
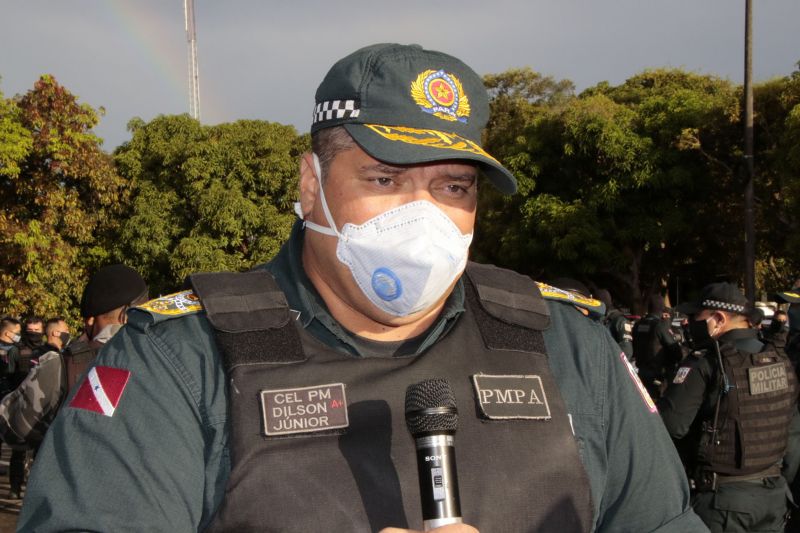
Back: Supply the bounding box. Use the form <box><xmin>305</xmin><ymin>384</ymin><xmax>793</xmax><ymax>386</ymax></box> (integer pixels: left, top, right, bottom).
<box><xmin>298</xmin><ymin>145</ymin><xmax>478</xmax><ymax>326</ymax></box>
<box><xmin>3</xmin><ymin>325</ymin><xmax>21</xmax><ymax>343</ymax></box>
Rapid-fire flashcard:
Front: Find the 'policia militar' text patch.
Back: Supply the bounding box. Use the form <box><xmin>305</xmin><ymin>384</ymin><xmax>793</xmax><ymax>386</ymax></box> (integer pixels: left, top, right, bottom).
<box><xmin>261</xmin><ymin>383</ymin><xmax>348</xmax><ymax>436</ymax></box>
<box><xmin>748</xmin><ymin>363</ymin><xmax>789</xmax><ymax>396</ymax></box>
<box><xmin>472</xmin><ymin>374</ymin><xmax>551</xmax><ymax>420</ymax></box>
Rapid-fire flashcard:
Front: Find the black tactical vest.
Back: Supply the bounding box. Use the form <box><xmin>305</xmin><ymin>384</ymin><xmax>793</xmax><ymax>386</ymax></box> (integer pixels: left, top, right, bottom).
<box><xmin>62</xmin><ymin>340</ymin><xmax>98</xmax><ymax>391</ymax></box>
<box><xmin>192</xmin><ymin>263</ymin><xmax>594</xmax><ymax>533</ymax></box>
<box><xmin>703</xmin><ymin>341</ymin><xmax>797</xmax><ymax>476</ymax></box>
<box><xmin>632</xmin><ymin>316</ymin><xmax>664</xmax><ymax>373</ymax></box>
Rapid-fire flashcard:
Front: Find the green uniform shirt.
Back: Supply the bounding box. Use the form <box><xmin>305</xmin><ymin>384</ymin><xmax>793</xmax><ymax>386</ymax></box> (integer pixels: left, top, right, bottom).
<box><xmin>19</xmin><ymin>224</ymin><xmax>706</xmax><ymax>532</ymax></box>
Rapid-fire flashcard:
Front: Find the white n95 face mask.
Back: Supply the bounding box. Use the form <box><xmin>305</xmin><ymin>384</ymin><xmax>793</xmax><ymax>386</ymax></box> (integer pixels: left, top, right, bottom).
<box><xmin>293</xmin><ymin>154</ymin><xmax>473</xmax><ymax>317</ymax></box>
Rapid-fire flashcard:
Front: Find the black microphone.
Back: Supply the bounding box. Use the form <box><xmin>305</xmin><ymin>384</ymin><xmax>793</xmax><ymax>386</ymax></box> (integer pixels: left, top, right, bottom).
<box><xmin>405</xmin><ymin>378</ymin><xmax>462</xmax><ymax>531</ymax></box>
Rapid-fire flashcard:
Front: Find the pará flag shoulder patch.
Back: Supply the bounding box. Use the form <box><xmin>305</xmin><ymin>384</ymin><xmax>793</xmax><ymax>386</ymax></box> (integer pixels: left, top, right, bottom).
<box><xmin>673</xmin><ymin>366</ymin><xmax>692</xmax><ymax>384</ymax></box>
<box><xmin>619</xmin><ymin>352</ymin><xmax>658</xmax><ymax>413</ymax></box>
<box><xmin>69</xmin><ymin>366</ymin><xmax>131</xmax><ymax>417</ymax></box>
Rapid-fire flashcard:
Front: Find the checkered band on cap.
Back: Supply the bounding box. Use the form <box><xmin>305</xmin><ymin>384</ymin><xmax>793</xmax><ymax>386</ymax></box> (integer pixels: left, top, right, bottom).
<box><xmin>313</xmin><ymin>100</ymin><xmax>360</xmax><ymax>125</ymax></box>
<box><xmin>702</xmin><ymin>299</ymin><xmax>746</xmax><ymax>313</ymax></box>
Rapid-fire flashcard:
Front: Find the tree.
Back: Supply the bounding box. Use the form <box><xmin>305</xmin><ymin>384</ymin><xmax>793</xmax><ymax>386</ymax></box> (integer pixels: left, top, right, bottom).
<box><xmin>475</xmin><ymin>69</ymin><xmax>743</xmax><ymax>312</ymax></box>
<box><xmin>113</xmin><ymin>115</ymin><xmax>309</xmax><ymax>295</ymax></box>
<box><xmin>0</xmin><ymin>76</ymin><xmax>128</xmax><ymax>323</ymax></box>
<box><xmin>752</xmin><ymin>65</ymin><xmax>800</xmax><ymax>293</ymax></box>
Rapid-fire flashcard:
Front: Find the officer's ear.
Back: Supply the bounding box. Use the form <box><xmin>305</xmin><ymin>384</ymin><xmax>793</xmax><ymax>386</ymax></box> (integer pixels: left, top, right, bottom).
<box><xmin>298</xmin><ymin>152</ymin><xmax>320</xmax><ymax>220</ymax></box>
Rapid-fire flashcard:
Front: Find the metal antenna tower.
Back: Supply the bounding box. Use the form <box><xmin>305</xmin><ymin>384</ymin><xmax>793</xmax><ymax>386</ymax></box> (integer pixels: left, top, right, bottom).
<box><xmin>184</xmin><ymin>0</ymin><xmax>200</xmax><ymax>120</ymax></box>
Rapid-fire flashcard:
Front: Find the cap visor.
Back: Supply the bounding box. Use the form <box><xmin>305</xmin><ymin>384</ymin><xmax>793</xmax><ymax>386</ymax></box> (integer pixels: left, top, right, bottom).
<box><xmin>344</xmin><ymin>123</ymin><xmax>517</xmax><ymax>194</ymax></box>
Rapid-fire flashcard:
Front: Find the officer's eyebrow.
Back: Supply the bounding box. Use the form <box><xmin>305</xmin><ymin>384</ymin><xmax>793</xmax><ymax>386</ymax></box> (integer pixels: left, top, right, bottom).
<box><xmin>360</xmin><ymin>162</ymin><xmax>406</xmax><ymax>175</ymax></box>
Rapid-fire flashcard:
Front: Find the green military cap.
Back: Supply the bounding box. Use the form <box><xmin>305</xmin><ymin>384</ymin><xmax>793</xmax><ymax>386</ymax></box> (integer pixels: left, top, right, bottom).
<box><xmin>311</xmin><ymin>43</ymin><xmax>517</xmax><ymax>194</ymax></box>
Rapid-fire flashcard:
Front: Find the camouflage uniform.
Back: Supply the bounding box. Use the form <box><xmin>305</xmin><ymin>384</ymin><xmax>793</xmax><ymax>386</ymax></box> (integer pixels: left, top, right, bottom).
<box><xmin>0</xmin><ymin>351</ymin><xmax>66</xmax><ymax>448</ymax></box>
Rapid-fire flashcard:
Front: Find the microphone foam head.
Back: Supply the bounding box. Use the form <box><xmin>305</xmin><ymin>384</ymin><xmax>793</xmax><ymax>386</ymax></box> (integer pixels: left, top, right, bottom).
<box><xmin>405</xmin><ymin>378</ymin><xmax>458</xmax><ymax>436</ymax></box>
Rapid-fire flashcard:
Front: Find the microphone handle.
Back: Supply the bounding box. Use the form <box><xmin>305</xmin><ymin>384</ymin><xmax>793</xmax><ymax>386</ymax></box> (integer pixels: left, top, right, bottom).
<box><xmin>415</xmin><ymin>434</ymin><xmax>462</xmax><ymax>531</ymax></box>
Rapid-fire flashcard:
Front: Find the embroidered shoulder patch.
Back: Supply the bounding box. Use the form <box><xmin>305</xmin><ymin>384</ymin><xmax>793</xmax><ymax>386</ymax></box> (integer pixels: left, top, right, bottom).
<box><xmin>536</xmin><ymin>282</ymin><xmax>605</xmax><ymax>315</ymax></box>
<box><xmin>69</xmin><ymin>366</ymin><xmax>131</xmax><ymax>417</ymax></box>
<box><xmin>136</xmin><ymin>290</ymin><xmax>203</xmax><ymax>316</ymax></box>
<box><xmin>673</xmin><ymin>366</ymin><xmax>692</xmax><ymax>384</ymax></box>
<box><xmin>619</xmin><ymin>352</ymin><xmax>657</xmax><ymax>413</ymax></box>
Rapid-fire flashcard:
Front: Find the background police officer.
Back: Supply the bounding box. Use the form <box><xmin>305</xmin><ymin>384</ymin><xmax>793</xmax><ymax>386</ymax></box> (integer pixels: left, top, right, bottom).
<box><xmin>657</xmin><ymin>282</ymin><xmax>799</xmax><ymax>533</ymax></box>
<box><xmin>596</xmin><ymin>288</ymin><xmax>634</xmax><ymax>361</ymax></box>
<box><xmin>0</xmin><ymin>264</ymin><xmax>147</xmax><ymax>497</ymax></box>
<box><xmin>633</xmin><ymin>294</ymin><xmax>683</xmax><ymax>399</ymax></box>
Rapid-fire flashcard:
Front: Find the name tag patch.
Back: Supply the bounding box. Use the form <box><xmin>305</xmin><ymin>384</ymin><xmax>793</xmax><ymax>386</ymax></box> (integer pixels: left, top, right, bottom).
<box><xmin>748</xmin><ymin>363</ymin><xmax>788</xmax><ymax>396</ymax></box>
<box><xmin>472</xmin><ymin>374</ymin><xmax>551</xmax><ymax>420</ymax></box>
<box><xmin>261</xmin><ymin>383</ymin><xmax>348</xmax><ymax>436</ymax></box>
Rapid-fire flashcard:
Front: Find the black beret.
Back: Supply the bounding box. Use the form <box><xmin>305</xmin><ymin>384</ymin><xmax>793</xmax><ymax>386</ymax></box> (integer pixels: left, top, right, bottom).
<box><xmin>80</xmin><ymin>264</ymin><xmax>147</xmax><ymax>318</ymax></box>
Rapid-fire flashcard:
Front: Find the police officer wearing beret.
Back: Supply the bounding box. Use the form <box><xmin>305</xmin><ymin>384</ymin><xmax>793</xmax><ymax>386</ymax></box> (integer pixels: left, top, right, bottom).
<box><xmin>657</xmin><ymin>282</ymin><xmax>800</xmax><ymax>533</ymax></box>
<box><xmin>0</xmin><ymin>264</ymin><xmax>148</xmax><ymax>453</ymax></box>
<box><xmin>20</xmin><ymin>44</ymin><xmax>706</xmax><ymax>532</ymax></box>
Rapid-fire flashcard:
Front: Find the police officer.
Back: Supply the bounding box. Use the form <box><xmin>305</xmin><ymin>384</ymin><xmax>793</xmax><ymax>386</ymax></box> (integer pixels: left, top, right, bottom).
<box><xmin>596</xmin><ymin>288</ymin><xmax>634</xmax><ymax>361</ymax></box>
<box><xmin>775</xmin><ymin>285</ymin><xmax>800</xmax><ymax>368</ymax></box>
<box><xmin>633</xmin><ymin>294</ymin><xmax>684</xmax><ymax>400</ymax></box>
<box><xmin>0</xmin><ymin>264</ymin><xmax>147</xmax><ymax>453</ymax></box>
<box><xmin>19</xmin><ymin>44</ymin><xmax>706</xmax><ymax>532</ymax></box>
<box><xmin>657</xmin><ymin>282</ymin><xmax>799</xmax><ymax>533</ymax></box>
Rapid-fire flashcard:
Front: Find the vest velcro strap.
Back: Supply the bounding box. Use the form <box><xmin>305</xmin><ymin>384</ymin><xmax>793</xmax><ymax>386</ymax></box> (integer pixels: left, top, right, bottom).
<box><xmin>191</xmin><ymin>271</ymin><xmax>290</xmax><ymax>333</ymax></box>
<box><xmin>191</xmin><ymin>270</ymin><xmax>306</xmax><ymax>370</ymax></box>
<box><xmin>465</xmin><ymin>262</ymin><xmax>550</xmax><ymax>331</ymax></box>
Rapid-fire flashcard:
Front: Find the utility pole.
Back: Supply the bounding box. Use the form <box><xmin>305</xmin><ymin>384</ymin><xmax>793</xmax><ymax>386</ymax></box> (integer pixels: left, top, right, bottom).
<box><xmin>743</xmin><ymin>0</ymin><xmax>755</xmax><ymax>303</ymax></box>
<box><xmin>184</xmin><ymin>0</ymin><xmax>200</xmax><ymax>120</ymax></box>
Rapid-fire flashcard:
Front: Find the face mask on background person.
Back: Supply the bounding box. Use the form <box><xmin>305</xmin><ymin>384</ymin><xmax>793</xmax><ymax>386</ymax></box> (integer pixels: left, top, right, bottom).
<box><xmin>688</xmin><ymin>317</ymin><xmax>717</xmax><ymax>349</ymax></box>
<box><xmin>92</xmin><ymin>324</ymin><xmax>123</xmax><ymax>345</ymax></box>
<box><xmin>25</xmin><ymin>330</ymin><xmax>43</xmax><ymax>346</ymax></box>
<box><xmin>10</xmin><ymin>332</ymin><xmax>21</xmax><ymax>344</ymax></box>
<box><xmin>59</xmin><ymin>331</ymin><xmax>71</xmax><ymax>348</ymax></box>
<box><xmin>295</xmin><ymin>154</ymin><xmax>473</xmax><ymax>317</ymax></box>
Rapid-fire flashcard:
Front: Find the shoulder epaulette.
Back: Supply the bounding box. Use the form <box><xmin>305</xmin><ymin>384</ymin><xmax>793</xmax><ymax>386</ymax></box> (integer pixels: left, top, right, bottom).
<box><xmin>775</xmin><ymin>290</ymin><xmax>800</xmax><ymax>304</ymax></box>
<box><xmin>536</xmin><ymin>282</ymin><xmax>606</xmax><ymax>318</ymax></box>
<box><xmin>132</xmin><ymin>290</ymin><xmax>204</xmax><ymax>324</ymax></box>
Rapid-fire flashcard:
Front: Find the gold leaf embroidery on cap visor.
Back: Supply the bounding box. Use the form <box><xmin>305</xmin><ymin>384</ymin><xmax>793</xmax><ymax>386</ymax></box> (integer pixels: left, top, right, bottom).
<box><xmin>363</xmin><ymin>124</ymin><xmax>499</xmax><ymax>163</ymax></box>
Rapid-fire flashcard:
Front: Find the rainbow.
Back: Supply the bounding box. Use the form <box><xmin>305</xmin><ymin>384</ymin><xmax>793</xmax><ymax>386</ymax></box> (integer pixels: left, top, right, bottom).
<box><xmin>103</xmin><ymin>0</ymin><xmax>195</xmax><ymax>117</ymax></box>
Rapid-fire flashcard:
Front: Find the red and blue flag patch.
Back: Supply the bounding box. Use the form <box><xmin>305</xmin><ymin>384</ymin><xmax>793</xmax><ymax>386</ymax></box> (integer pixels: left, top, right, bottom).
<box><xmin>69</xmin><ymin>366</ymin><xmax>131</xmax><ymax>417</ymax></box>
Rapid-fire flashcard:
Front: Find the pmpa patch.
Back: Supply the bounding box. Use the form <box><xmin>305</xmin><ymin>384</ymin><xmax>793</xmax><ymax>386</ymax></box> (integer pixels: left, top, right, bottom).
<box><xmin>472</xmin><ymin>374</ymin><xmax>551</xmax><ymax>420</ymax></box>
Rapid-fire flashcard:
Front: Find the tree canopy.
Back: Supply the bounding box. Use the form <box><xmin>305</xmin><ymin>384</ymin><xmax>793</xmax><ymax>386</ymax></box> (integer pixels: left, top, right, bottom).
<box><xmin>0</xmin><ymin>76</ymin><xmax>127</xmax><ymax>323</ymax></box>
<box><xmin>112</xmin><ymin>115</ymin><xmax>308</xmax><ymax>296</ymax></box>
<box><xmin>2</xmin><ymin>62</ymin><xmax>799</xmax><ymax>320</ymax></box>
<box><xmin>475</xmin><ymin>67</ymin><xmax>798</xmax><ymax>311</ymax></box>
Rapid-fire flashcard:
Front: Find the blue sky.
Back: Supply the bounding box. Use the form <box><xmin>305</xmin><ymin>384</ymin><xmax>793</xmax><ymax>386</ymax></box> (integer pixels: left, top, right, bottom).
<box><xmin>2</xmin><ymin>0</ymin><xmax>798</xmax><ymax>149</ymax></box>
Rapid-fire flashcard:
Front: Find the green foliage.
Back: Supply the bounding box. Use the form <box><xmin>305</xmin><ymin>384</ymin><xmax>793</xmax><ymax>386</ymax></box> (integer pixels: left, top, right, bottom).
<box><xmin>0</xmin><ymin>76</ymin><xmax>128</xmax><ymax>324</ymax></box>
<box><xmin>113</xmin><ymin>115</ymin><xmax>308</xmax><ymax>295</ymax></box>
<box><xmin>475</xmin><ymin>68</ymin><xmax>745</xmax><ymax>311</ymax></box>
<box><xmin>752</xmin><ymin>67</ymin><xmax>800</xmax><ymax>293</ymax></box>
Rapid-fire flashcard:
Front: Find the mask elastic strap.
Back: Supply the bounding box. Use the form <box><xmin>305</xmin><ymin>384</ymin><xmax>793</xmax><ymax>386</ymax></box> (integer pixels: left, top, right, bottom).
<box><xmin>293</xmin><ymin>153</ymin><xmax>340</xmax><ymax>238</ymax></box>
